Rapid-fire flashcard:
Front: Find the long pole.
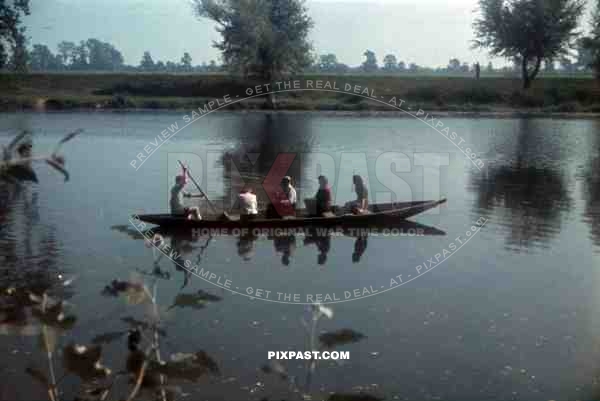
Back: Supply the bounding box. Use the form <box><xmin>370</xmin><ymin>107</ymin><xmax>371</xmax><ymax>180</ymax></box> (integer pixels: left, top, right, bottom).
<box><xmin>177</xmin><ymin>160</ymin><xmax>219</xmax><ymax>214</ymax></box>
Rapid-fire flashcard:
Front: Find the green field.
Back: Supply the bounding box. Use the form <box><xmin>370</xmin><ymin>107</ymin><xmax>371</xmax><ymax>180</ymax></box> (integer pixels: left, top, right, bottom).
<box><xmin>1</xmin><ymin>72</ymin><xmax>600</xmax><ymax>113</ymax></box>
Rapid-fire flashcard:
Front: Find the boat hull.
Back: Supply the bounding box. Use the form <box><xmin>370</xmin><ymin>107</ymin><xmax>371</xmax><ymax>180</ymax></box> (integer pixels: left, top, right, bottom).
<box><xmin>133</xmin><ymin>199</ymin><xmax>446</xmax><ymax>230</ymax></box>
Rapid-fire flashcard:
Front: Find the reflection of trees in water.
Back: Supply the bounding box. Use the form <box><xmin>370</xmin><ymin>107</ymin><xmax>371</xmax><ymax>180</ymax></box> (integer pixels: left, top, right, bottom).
<box><xmin>583</xmin><ymin>120</ymin><xmax>600</xmax><ymax>247</ymax></box>
<box><xmin>0</xmin><ymin>184</ymin><xmax>68</xmax><ymax>298</ymax></box>
<box><xmin>471</xmin><ymin>118</ymin><xmax>571</xmax><ymax>249</ymax></box>
<box><xmin>221</xmin><ymin>113</ymin><xmax>313</xmax><ymax>211</ymax></box>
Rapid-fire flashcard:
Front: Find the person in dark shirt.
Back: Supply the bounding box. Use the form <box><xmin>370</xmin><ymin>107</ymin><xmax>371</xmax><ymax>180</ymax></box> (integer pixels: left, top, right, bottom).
<box><xmin>315</xmin><ymin>175</ymin><xmax>332</xmax><ymax>216</ymax></box>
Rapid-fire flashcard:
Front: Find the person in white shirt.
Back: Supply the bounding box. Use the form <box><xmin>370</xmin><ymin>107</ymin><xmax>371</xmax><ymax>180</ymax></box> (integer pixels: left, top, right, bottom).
<box><xmin>238</xmin><ymin>186</ymin><xmax>258</xmax><ymax>217</ymax></box>
<box><xmin>281</xmin><ymin>176</ymin><xmax>297</xmax><ymax>207</ymax></box>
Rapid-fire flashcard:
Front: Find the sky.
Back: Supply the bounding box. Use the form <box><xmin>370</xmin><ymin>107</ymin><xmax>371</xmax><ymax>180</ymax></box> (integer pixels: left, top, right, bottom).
<box><xmin>22</xmin><ymin>0</ymin><xmax>594</xmax><ymax>69</ymax></box>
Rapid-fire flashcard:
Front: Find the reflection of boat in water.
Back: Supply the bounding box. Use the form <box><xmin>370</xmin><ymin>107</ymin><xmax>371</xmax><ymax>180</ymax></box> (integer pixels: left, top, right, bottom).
<box><xmin>134</xmin><ymin>199</ymin><xmax>447</xmax><ymax>230</ymax></box>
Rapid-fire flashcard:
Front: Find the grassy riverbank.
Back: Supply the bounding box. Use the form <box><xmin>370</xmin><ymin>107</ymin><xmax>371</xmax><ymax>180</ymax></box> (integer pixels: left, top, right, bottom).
<box><xmin>2</xmin><ymin>73</ymin><xmax>600</xmax><ymax>113</ymax></box>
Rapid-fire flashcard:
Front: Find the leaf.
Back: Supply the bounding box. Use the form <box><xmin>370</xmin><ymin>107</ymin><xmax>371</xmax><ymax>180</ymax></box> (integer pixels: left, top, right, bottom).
<box><xmin>261</xmin><ymin>360</ymin><xmax>288</xmax><ymax>380</ymax></box>
<box><xmin>58</xmin><ymin>129</ymin><xmax>83</xmax><ymax>145</ymax></box>
<box><xmin>63</xmin><ymin>343</ymin><xmax>111</xmax><ymax>381</ymax></box>
<box><xmin>4</xmin><ymin>165</ymin><xmax>38</xmax><ymax>182</ymax></box>
<box><xmin>31</xmin><ymin>301</ymin><xmax>77</xmax><ymax>330</ymax></box>
<box><xmin>121</xmin><ymin>316</ymin><xmax>167</xmax><ymax>337</ymax></box>
<box><xmin>45</xmin><ymin>158</ymin><xmax>69</xmax><ymax>182</ymax></box>
<box><xmin>167</xmin><ymin>290</ymin><xmax>222</xmax><ymax>310</ymax></box>
<box><xmin>151</xmin><ymin>350</ymin><xmax>219</xmax><ymax>381</ymax></box>
<box><xmin>25</xmin><ymin>366</ymin><xmax>49</xmax><ymax>387</ymax></box>
<box><xmin>91</xmin><ymin>330</ymin><xmax>127</xmax><ymax>345</ymax></box>
<box><xmin>319</xmin><ymin>329</ymin><xmax>366</xmax><ymax>348</ymax></box>
<box><xmin>102</xmin><ymin>279</ymin><xmax>149</xmax><ymax>305</ymax></box>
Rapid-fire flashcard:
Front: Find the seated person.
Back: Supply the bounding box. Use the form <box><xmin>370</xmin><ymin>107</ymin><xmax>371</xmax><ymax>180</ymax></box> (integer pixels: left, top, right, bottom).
<box><xmin>239</xmin><ymin>186</ymin><xmax>258</xmax><ymax>220</ymax></box>
<box><xmin>348</xmin><ymin>174</ymin><xmax>369</xmax><ymax>214</ymax></box>
<box><xmin>314</xmin><ymin>175</ymin><xmax>333</xmax><ymax>217</ymax></box>
<box><xmin>170</xmin><ymin>166</ymin><xmax>203</xmax><ymax>220</ymax></box>
<box><xmin>267</xmin><ymin>176</ymin><xmax>297</xmax><ymax>218</ymax></box>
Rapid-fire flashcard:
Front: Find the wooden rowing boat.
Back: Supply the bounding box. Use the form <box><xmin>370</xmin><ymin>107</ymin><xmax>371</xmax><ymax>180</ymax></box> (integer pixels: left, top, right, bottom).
<box><xmin>134</xmin><ymin>198</ymin><xmax>446</xmax><ymax>230</ymax></box>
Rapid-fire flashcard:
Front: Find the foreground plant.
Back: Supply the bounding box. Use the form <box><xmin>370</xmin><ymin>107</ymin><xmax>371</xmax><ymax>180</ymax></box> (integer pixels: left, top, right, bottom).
<box><xmin>0</xmin><ymin>129</ymin><xmax>81</xmax><ymax>183</ymax></box>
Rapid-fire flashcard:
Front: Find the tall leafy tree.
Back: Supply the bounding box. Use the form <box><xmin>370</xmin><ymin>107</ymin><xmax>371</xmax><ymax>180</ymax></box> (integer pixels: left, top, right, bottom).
<box><xmin>139</xmin><ymin>51</ymin><xmax>155</xmax><ymax>71</ymax></box>
<box><xmin>180</xmin><ymin>52</ymin><xmax>192</xmax><ymax>71</ymax></box>
<box><xmin>318</xmin><ymin>53</ymin><xmax>338</xmax><ymax>72</ymax></box>
<box><xmin>8</xmin><ymin>27</ymin><xmax>27</xmax><ymax>72</ymax></box>
<box><xmin>193</xmin><ymin>0</ymin><xmax>313</xmax><ymax>81</ymax></box>
<box><xmin>86</xmin><ymin>39</ymin><xmax>117</xmax><ymax>70</ymax></box>
<box><xmin>362</xmin><ymin>49</ymin><xmax>377</xmax><ymax>72</ymax></box>
<box><xmin>382</xmin><ymin>54</ymin><xmax>398</xmax><ymax>71</ymax></box>
<box><xmin>581</xmin><ymin>0</ymin><xmax>600</xmax><ymax>78</ymax></box>
<box><xmin>57</xmin><ymin>41</ymin><xmax>75</xmax><ymax>67</ymax></box>
<box><xmin>71</xmin><ymin>40</ymin><xmax>89</xmax><ymax>69</ymax></box>
<box><xmin>447</xmin><ymin>58</ymin><xmax>461</xmax><ymax>71</ymax></box>
<box><xmin>29</xmin><ymin>44</ymin><xmax>62</xmax><ymax>70</ymax></box>
<box><xmin>0</xmin><ymin>0</ymin><xmax>30</xmax><ymax>70</ymax></box>
<box><xmin>473</xmin><ymin>0</ymin><xmax>585</xmax><ymax>88</ymax></box>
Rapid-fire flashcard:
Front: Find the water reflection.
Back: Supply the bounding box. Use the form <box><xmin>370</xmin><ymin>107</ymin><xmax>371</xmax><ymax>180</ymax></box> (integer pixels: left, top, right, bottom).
<box><xmin>583</xmin><ymin>119</ymin><xmax>600</xmax><ymax>247</ymax></box>
<box><xmin>115</xmin><ymin>220</ymin><xmax>446</xmax><ymax>272</ymax></box>
<box><xmin>221</xmin><ymin>113</ymin><xmax>313</xmax><ymax>212</ymax></box>
<box><xmin>471</xmin><ymin>119</ymin><xmax>571</xmax><ymax>249</ymax></box>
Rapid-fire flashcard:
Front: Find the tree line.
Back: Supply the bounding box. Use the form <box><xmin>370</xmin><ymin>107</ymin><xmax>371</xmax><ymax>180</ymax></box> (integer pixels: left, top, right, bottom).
<box><xmin>1</xmin><ymin>0</ymin><xmax>600</xmax><ymax>88</ymax></box>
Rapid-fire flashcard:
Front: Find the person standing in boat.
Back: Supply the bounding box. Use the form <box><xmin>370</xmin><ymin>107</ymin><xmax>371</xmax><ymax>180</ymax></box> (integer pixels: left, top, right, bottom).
<box><xmin>314</xmin><ymin>175</ymin><xmax>333</xmax><ymax>216</ymax></box>
<box><xmin>170</xmin><ymin>165</ymin><xmax>203</xmax><ymax>220</ymax></box>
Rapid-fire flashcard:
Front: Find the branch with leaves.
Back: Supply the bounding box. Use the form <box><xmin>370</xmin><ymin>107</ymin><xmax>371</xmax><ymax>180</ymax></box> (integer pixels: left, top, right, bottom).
<box><xmin>0</xmin><ymin>129</ymin><xmax>82</xmax><ymax>183</ymax></box>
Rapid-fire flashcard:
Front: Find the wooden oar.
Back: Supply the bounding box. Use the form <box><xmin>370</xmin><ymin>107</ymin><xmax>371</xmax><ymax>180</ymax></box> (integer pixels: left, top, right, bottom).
<box><xmin>177</xmin><ymin>160</ymin><xmax>220</xmax><ymax>215</ymax></box>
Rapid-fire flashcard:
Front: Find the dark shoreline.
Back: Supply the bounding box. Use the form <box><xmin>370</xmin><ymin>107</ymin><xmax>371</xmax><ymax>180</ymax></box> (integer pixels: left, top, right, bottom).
<box><xmin>2</xmin><ymin>72</ymin><xmax>600</xmax><ymax>117</ymax></box>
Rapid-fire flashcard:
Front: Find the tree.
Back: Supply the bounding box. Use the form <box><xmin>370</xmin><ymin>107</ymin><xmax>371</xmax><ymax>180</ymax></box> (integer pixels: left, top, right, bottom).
<box><xmin>448</xmin><ymin>58</ymin><xmax>461</xmax><ymax>71</ymax></box>
<box><xmin>29</xmin><ymin>44</ymin><xmax>61</xmax><ymax>71</ymax></box>
<box><xmin>318</xmin><ymin>53</ymin><xmax>338</xmax><ymax>72</ymax></box>
<box><xmin>166</xmin><ymin>61</ymin><xmax>177</xmax><ymax>72</ymax></box>
<box><xmin>382</xmin><ymin>54</ymin><xmax>397</xmax><ymax>71</ymax></box>
<box><xmin>193</xmin><ymin>0</ymin><xmax>313</xmax><ymax>81</ymax></box>
<box><xmin>487</xmin><ymin>61</ymin><xmax>494</xmax><ymax>72</ymax></box>
<box><xmin>460</xmin><ymin>62</ymin><xmax>470</xmax><ymax>72</ymax></box>
<box><xmin>139</xmin><ymin>51</ymin><xmax>155</xmax><ymax>71</ymax></box>
<box><xmin>86</xmin><ymin>39</ymin><xmax>123</xmax><ymax>70</ymax></box>
<box><xmin>71</xmin><ymin>41</ymin><xmax>89</xmax><ymax>70</ymax></box>
<box><xmin>398</xmin><ymin>61</ymin><xmax>406</xmax><ymax>71</ymax></box>
<box><xmin>581</xmin><ymin>0</ymin><xmax>600</xmax><ymax>78</ymax></box>
<box><xmin>57</xmin><ymin>41</ymin><xmax>75</xmax><ymax>67</ymax></box>
<box><xmin>408</xmin><ymin>62</ymin><xmax>418</xmax><ymax>72</ymax></box>
<box><xmin>544</xmin><ymin>59</ymin><xmax>555</xmax><ymax>72</ymax></box>
<box><xmin>362</xmin><ymin>50</ymin><xmax>378</xmax><ymax>72</ymax></box>
<box><xmin>0</xmin><ymin>0</ymin><xmax>30</xmax><ymax>70</ymax></box>
<box><xmin>180</xmin><ymin>52</ymin><xmax>192</xmax><ymax>72</ymax></box>
<box><xmin>473</xmin><ymin>0</ymin><xmax>585</xmax><ymax>88</ymax></box>
<box><xmin>8</xmin><ymin>28</ymin><xmax>28</xmax><ymax>72</ymax></box>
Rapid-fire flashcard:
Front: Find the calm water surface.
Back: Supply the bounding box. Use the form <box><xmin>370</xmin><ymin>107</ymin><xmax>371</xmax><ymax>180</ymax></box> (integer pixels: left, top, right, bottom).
<box><xmin>1</xmin><ymin>111</ymin><xmax>600</xmax><ymax>401</ymax></box>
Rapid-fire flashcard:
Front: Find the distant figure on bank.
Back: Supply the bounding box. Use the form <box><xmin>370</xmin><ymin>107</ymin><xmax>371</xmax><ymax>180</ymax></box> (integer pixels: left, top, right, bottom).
<box><xmin>475</xmin><ymin>62</ymin><xmax>481</xmax><ymax>80</ymax></box>
<box><xmin>170</xmin><ymin>165</ymin><xmax>203</xmax><ymax>220</ymax></box>
<box><xmin>314</xmin><ymin>175</ymin><xmax>332</xmax><ymax>216</ymax></box>
<box><xmin>239</xmin><ymin>186</ymin><xmax>258</xmax><ymax>219</ymax></box>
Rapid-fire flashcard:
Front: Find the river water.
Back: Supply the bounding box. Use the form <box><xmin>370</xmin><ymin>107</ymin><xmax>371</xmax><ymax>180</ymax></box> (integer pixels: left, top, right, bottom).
<box><xmin>0</xmin><ymin>111</ymin><xmax>599</xmax><ymax>401</ymax></box>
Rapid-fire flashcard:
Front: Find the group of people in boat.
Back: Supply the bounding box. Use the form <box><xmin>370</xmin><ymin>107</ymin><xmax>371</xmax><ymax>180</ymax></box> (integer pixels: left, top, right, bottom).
<box><xmin>170</xmin><ymin>163</ymin><xmax>369</xmax><ymax>220</ymax></box>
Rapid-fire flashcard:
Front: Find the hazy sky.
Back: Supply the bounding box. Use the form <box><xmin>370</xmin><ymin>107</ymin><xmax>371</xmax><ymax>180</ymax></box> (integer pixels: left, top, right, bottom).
<box><xmin>23</xmin><ymin>0</ymin><xmax>593</xmax><ymax>68</ymax></box>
